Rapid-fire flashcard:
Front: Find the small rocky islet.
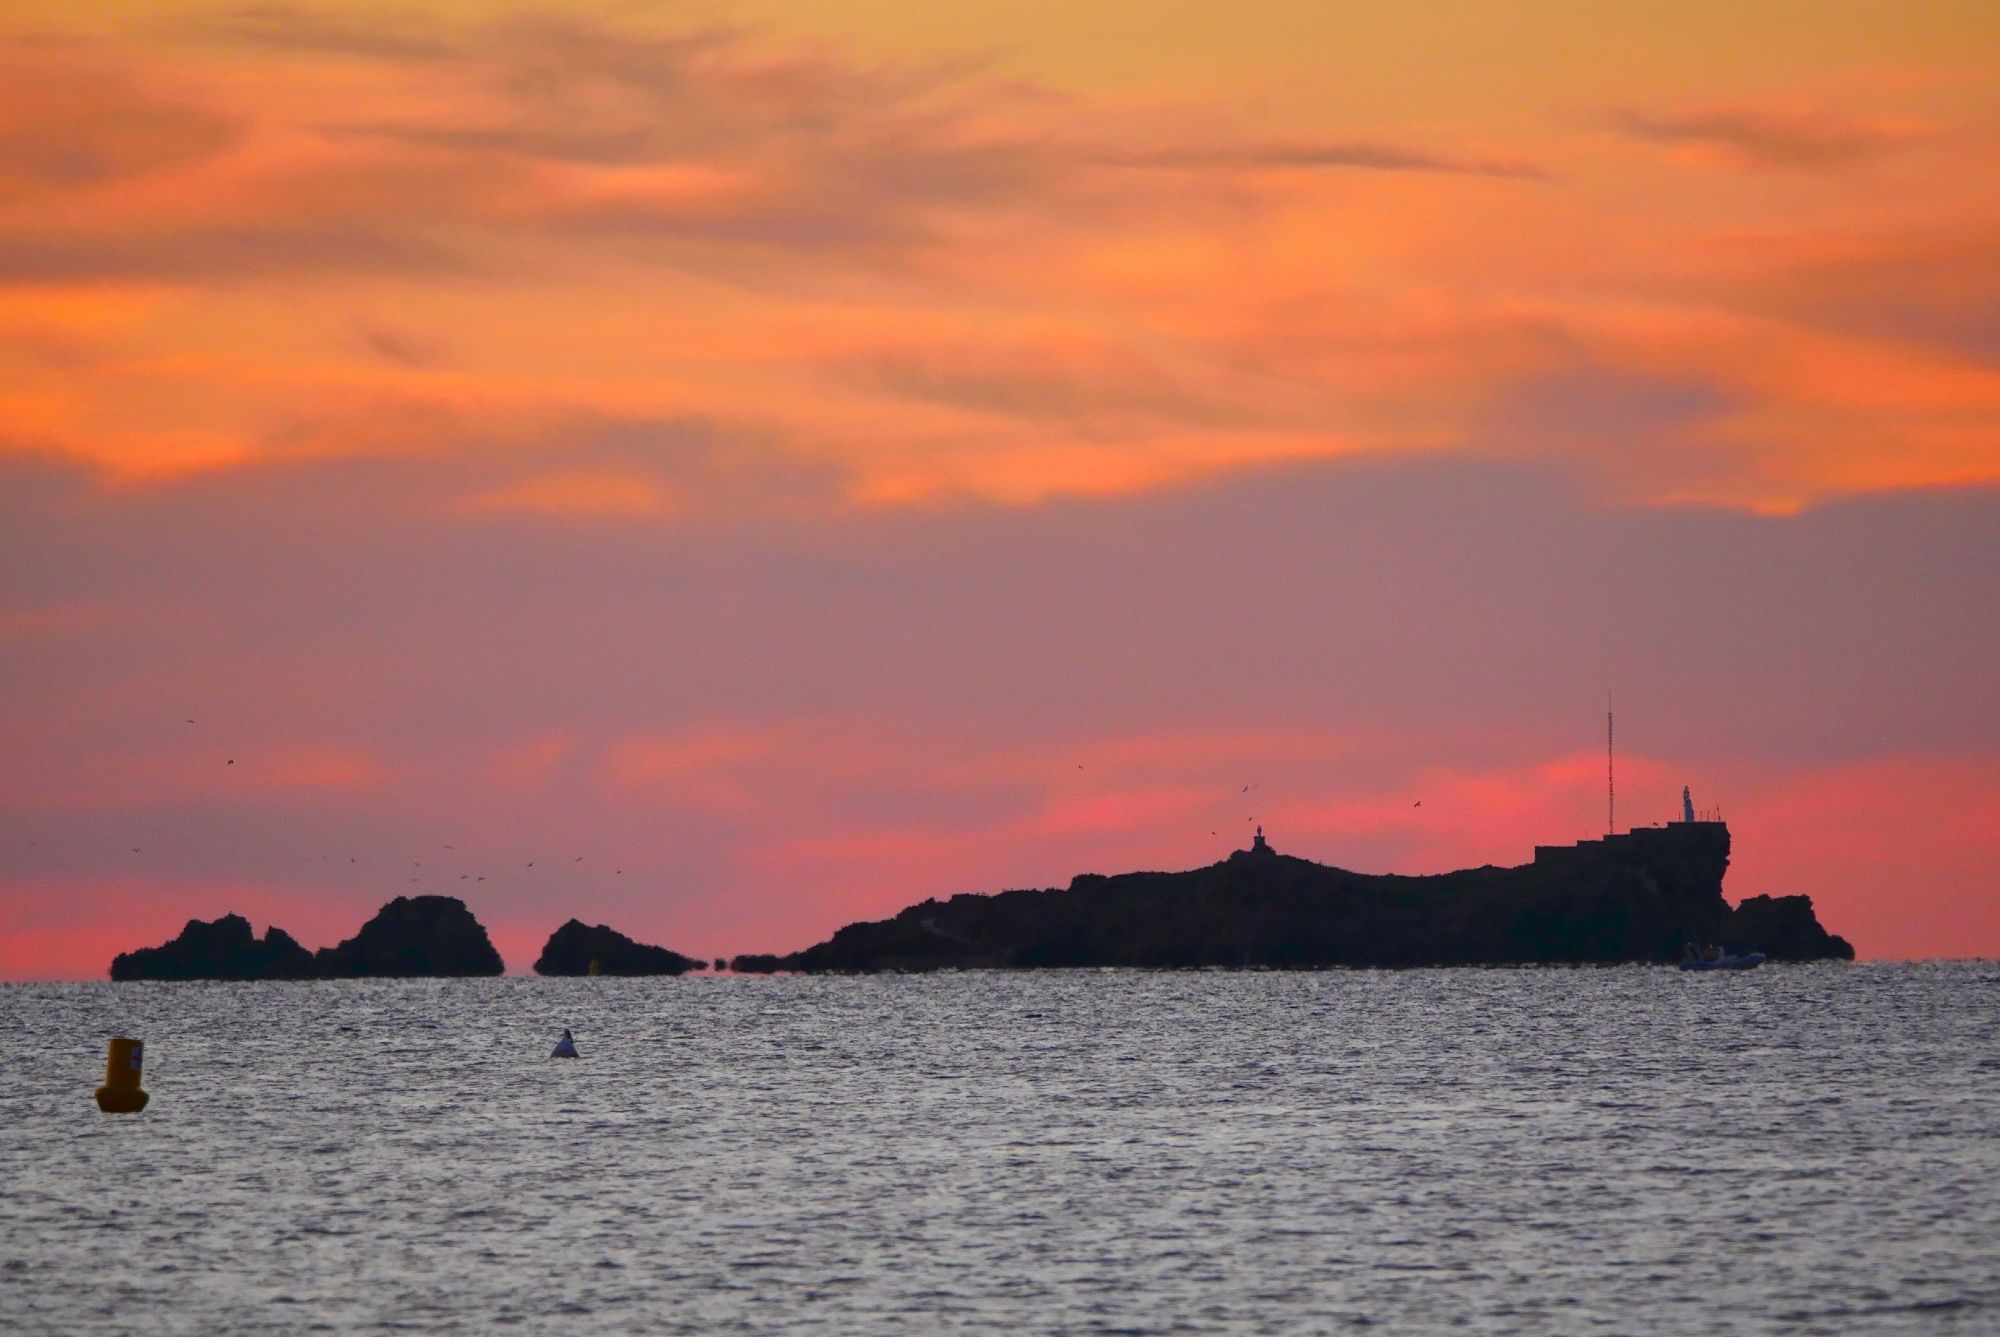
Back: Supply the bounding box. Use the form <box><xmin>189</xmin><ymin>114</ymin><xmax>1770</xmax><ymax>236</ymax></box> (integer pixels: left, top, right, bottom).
<box><xmin>110</xmin><ymin>897</ymin><xmax>697</xmax><ymax>980</ymax></box>
<box><xmin>109</xmin><ymin>822</ymin><xmax>1852</xmax><ymax>979</ymax></box>
<box><xmin>107</xmin><ymin>913</ymin><xmax>319</xmax><ymax>982</ymax></box>
<box><xmin>533</xmin><ymin>919</ymin><xmax>701</xmax><ymax>976</ymax></box>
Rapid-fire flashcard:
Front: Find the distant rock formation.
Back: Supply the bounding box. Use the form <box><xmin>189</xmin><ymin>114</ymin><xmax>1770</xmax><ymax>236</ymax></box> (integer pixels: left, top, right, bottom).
<box><xmin>732</xmin><ymin>823</ymin><xmax>1855</xmax><ymax>972</ymax></box>
<box><xmin>315</xmin><ymin>895</ymin><xmax>504</xmax><ymax>977</ymax></box>
<box><xmin>1720</xmin><ymin>894</ymin><xmax>1854</xmax><ymax>961</ymax></box>
<box><xmin>110</xmin><ymin>913</ymin><xmax>318</xmax><ymax>981</ymax></box>
<box><xmin>533</xmin><ymin>919</ymin><xmax>700</xmax><ymax>976</ymax></box>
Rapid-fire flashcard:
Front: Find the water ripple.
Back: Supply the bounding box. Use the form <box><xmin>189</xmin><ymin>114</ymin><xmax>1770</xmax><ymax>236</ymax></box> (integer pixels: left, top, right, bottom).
<box><xmin>1</xmin><ymin>965</ymin><xmax>1995</xmax><ymax>1334</ymax></box>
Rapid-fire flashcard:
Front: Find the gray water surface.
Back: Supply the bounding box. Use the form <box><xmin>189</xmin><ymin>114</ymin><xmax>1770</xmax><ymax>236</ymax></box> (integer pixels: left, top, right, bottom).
<box><xmin>3</xmin><ymin>965</ymin><xmax>1995</xmax><ymax>1335</ymax></box>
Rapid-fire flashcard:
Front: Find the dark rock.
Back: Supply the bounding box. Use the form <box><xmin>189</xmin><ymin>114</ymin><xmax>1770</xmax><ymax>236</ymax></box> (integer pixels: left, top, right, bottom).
<box><xmin>740</xmin><ymin>823</ymin><xmax>1853</xmax><ymax>971</ymax></box>
<box><xmin>110</xmin><ymin>913</ymin><xmax>318</xmax><ymax>981</ymax></box>
<box><xmin>713</xmin><ymin>957</ymin><xmax>727</xmax><ymax>972</ymax></box>
<box><xmin>729</xmin><ymin>953</ymin><xmax>785</xmax><ymax>973</ymax></box>
<box><xmin>315</xmin><ymin>895</ymin><xmax>504</xmax><ymax>977</ymax></box>
<box><xmin>533</xmin><ymin>919</ymin><xmax>699</xmax><ymax>976</ymax></box>
<box><xmin>1720</xmin><ymin>894</ymin><xmax>1855</xmax><ymax>961</ymax></box>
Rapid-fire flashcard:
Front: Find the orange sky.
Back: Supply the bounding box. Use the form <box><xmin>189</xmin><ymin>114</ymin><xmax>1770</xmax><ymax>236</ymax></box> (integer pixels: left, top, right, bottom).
<box><xmin>3</xmin><ymin>3</ymin><xmax>1998</xmax><ymax>975</ymax></box>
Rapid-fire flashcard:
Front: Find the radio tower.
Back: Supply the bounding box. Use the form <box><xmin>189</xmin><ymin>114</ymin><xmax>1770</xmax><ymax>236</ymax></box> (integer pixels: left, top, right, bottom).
<box><xmin>1606</xmin><ymin>697</ymin><xmax>1615</xmax><ymax>836</ymax></box>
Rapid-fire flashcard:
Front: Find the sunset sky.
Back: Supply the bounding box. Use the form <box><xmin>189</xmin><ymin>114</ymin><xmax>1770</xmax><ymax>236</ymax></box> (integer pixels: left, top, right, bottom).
<box><xmin>4</xmin><ymin>1</ymin><xmax>1998</xmax><ymax>977</ymax></box>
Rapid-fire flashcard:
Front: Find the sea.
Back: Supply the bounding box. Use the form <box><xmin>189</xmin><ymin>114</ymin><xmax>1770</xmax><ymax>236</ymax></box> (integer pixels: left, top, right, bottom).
<box><xmin>3</xmin><ymin>964</ymin><xmax>1995</xmax><ymax>1335</ymax></box>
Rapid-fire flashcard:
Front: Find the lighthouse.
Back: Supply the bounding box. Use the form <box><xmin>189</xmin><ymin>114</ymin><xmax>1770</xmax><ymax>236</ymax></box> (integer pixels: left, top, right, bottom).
<box><xmin>1681</xmin><ymin>786</ymin><xmax>1695</xmax><ymax>824</ymax></box>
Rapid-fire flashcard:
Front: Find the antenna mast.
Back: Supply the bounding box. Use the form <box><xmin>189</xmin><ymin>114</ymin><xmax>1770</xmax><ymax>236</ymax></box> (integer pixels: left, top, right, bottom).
<box><xmin>1606</xmin><ymin>696</ymin><xmax>1615</xmax><ymax>836</ymax></box>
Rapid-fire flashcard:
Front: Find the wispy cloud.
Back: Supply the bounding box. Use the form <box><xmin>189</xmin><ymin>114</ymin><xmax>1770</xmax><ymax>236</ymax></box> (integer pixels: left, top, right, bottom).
<box><xmin>1096</xmin><ymin>140</ymin><xmax>1547</xmax><ymax>179</ymax></box>
<box><xmin>0</xmin><ymin>44</ymin><xmax>237</xmax><ymax>192</ymax></box>
<box><xmin>1609</xmin><ymin>104</ymin><xmax>1923</xmax><ymax>167</ymax></box>
<box><xmin>0</xmin><ymin>10</ymin><xmax>1995</xmax><ymax>512</ymax></box>
<box><xmin>187</xmin><ymin>3</ymin><xmax>458</xmax><ymax>61</ymax></box>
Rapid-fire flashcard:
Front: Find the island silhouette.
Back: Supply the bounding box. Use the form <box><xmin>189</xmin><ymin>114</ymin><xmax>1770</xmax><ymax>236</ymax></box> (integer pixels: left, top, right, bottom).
<box><xmin>108</xmin><ymin>822</ymin><xmax>1850</xmax><ymax>979</ymax></box>
<box><xmin>730</xmin><ymin>822</ymin><xmax>1852</xmax><ymax>972</ymax></box>
<box><xmin>111</xmin><ymin>896</ymin><xmax>509</xmax><ymax>980</ymax></box>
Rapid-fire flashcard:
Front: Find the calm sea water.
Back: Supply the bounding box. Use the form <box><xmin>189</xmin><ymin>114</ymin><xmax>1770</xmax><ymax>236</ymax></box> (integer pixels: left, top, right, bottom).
<box><xmin>2</xmin><ymin>965</ymin><xmax>1995</xmax><ymax>1335</ymax></box>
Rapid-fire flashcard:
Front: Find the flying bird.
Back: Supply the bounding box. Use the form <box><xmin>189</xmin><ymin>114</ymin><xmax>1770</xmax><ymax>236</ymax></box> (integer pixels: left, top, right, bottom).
<box><xmin>1414</xmin><ymin>800</ymin><xmax>1422</xmax><ymax>807</ymax></box>
<box><xmin>226</xmin><ymin>759</ymin><xmax>235</xmax><ymax>766</ymax></box>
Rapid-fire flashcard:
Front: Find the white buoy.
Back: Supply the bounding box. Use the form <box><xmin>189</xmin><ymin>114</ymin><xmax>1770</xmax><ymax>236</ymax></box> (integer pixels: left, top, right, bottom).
<box><xmin>551</xmin><ymin>1028</ymin><xmax>579</xmax><ymax>1059</ymax></box>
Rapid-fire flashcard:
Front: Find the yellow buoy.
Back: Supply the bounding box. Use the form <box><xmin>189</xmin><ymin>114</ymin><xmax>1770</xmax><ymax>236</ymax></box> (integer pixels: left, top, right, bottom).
<box><xmin>95</xmin><ymin>1036</ymin><xmax>149</xmax><ymax>1113</ymax></box>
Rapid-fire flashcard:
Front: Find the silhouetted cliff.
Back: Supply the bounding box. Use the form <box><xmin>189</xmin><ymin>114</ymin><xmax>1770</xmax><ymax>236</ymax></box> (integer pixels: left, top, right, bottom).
<box><xmin>732</xmin><ymin>823</ymin><xmax>1853</xmax><ymax>971</ymax></box>
<box><xmin>110</xmin><ymin>914</ymin><xmax>318</xmax><ymax>981</ymax></box>
<box><xmin>315</xmin><ymin>895</ymin><xmax>504</xmax><ymax>977</ymax></box>
<box><xmin>1720</xmin><ymin>894</ymin><xmax>1854</xmax><ymax>960</ymax></box>
<box><xmin>533</xmin><ymin>920</ymin><xmax>700</xmax><ymax>975</ymax></box>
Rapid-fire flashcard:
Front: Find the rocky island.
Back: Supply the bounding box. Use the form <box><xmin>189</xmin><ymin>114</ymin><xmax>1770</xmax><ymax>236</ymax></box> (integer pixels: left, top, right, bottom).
<box><xmin>732</xmin><ymin>822</ymin><xmax>1854</xmax><ymax>972</ymax></box>
<box><xmin>110</xmin><ymin>895</ymin><xmax>506</xmax><ymax>980</ymax></box>
<box><xmin>110</xmin><ymin>913</ymin><xmax>319</xmax><ymax>982</ymax></box>
<box><xmin>314</xmin><ymin>895</ymin><xmax>504</xmax><ymax>977</ymax></box>
<box><xmin>533</xmin><ymin>919</ymin><xmax>702</xmax><ymax>975</ymax></box>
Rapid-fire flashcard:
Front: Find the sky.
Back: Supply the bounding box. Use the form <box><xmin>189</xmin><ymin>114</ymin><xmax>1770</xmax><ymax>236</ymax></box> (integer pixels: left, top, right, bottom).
<box><xmin>3</xmin><ymin>1</ymin><xmax>1998</xmax><ymax>977</ymax></box>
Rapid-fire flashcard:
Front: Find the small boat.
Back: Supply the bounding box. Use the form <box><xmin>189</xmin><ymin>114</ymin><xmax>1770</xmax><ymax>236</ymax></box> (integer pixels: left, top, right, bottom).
<box><xmin>1679</xmin><ymin>952</ymin><xmax>1766</xmax><ymax>971</ymax></box>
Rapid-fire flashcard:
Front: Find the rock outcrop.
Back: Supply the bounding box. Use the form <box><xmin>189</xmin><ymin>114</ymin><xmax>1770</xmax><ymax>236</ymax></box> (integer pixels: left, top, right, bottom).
<box><xmin>533</xmin><ymin>919</ymin><xmax>700</xmax><ymax>975</ymax></box>
<box><xmin>732</xmin><ymin>823</ymin><xmax>1853</xmax><ymax>972</ymax></box>
<box><xmin>110</xmin><ymin>914</ymin><xmax>319</xmax><ymax>981</ymax></box>
<box><xmin>1719</xmin><ymin>894</ymin><xmax>1854</xmax><ymax>960</ymax></box>
<box><xmin>314</xmin><ymin>895</ymin><xmax>504</xmax><ymax>977</ymax></box>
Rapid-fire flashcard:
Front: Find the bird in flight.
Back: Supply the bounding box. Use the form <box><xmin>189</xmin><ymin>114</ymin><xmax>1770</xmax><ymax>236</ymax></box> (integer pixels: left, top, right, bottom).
<box><xmin>1414</xmin><ymin>800</ymin><xmax>1422</xmax><ymax>807</ymax></box>
<box><xmin>226</xmin><ymin>759</ymin><xmax>235</xmax><ymax>766</ymax></box>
